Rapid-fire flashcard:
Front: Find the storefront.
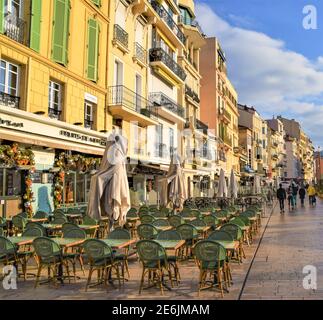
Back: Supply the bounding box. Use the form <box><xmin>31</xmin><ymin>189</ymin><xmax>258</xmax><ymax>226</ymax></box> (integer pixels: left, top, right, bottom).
<box><xmin>0</xmin><ymin>106</ymin><xmax>106</xmax><ymax>217</ymax></box>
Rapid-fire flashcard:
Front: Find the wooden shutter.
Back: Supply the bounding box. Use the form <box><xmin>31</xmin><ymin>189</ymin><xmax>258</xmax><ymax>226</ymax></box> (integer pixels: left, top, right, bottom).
<box><xmin>30</xmin><ymin>0</ymin><xmax>42</xmax><ymax>52</ymax></box>
<box><xmin>87</xmin><ymin>19</ymin><xmax>99</xmax><ymax>82</ymax></box>
<box><xmin>0</xmin><ymin>0</ymin><xmax>4</xmax><ymax>34</ymax></box>
<box><xmin>52</xmin><ymin>0</ymin><xmax>70</xmax><ymax>65</ymax></box>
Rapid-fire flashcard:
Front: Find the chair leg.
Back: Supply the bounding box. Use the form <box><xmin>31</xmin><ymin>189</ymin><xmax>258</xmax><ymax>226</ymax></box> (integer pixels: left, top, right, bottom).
<box><xmin>139</xmin><ymin>267</ymin><xmax>145</xmax><ymax>294</ymax></box>
<box><xmin>85</xmin><ymin>267</ymin><xmax>93</xmax><ymax>292</ymax></box>
<box><xmin>34</xmin><ymin>264</ymin><xmax>42</xmax><ymax>288</ymax></box>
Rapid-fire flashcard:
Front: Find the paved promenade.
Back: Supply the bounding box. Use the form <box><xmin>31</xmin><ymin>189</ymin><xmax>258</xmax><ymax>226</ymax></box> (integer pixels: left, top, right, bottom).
<box><xmin>1</xmin><ymin>199</ymin><xmax>323</xmax><ymax>300</ymax></box>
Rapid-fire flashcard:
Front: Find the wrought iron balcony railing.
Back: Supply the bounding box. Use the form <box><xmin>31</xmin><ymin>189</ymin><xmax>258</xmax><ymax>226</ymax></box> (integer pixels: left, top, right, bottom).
<box><xmin>113</xmin><ymin>24</ymin><xmax>128</xmax><ymax>49</ymax></box>
<box><xmin>149</xmin><ymin>47</ymin><xmax>186</xmax><ymax>81</ymax></box>
<box><xmin>108</xmin><ymin>85</ymin><xmax>156</xmax><ymax>119</ymax></box>
<box><xmin>134</xmin><ymin>42</ymin><xmax>147</xmax><ymax>65</ymax></box>
<box><xmin>149</xmin><ymin>0</ymin><xmax>186</xmax><ymax>45</ymax></box>
<box><xmin>0</xmin><ymin>91</ymin><xmax>20</xmax><ymax>108</ymax></box>
<box><xmin>185</xmin><ymin>85</ymin><xmax>200</xmax><ymax>103</ymax></box>
<box><xmin>4</xmin><ymin>14</ymin><xmax>26</xmax><ymax>45</ymax></box>
<box><xmin>48</xmin><ymin>107</ymin><xmax>62</xmax><ymax>120</ymax></box>
<box><xmin>149</xmin><ymin>92</ymin><xmax>184</xmax><ymax>118</ymax></box>
<box><xmin>195</xmin><ymin>118</ymin><xmax>208</xmax><ymax>135</ymax></box>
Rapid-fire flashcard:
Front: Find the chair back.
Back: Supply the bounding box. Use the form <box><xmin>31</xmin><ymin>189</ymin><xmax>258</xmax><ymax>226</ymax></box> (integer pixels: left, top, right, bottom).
<box><xmin>176</xmin><ymin>224</ymin><xmax>198</xmax><ymax>241</ymax></box>
<box><xmin>32</xmin><ymin>237</ymin><xmax>61</xmax><ymax>259</ymax></box>
<box><xmin>157</xmin><ymin>230</ymin><xmax>181</xmax><ymax>241</ymax></box>
<box><xmin>33</xmin><ymin>211</ymin><xmax>48</xmax><ymax>219</ymax></box>
<box><xmin>208</xmin><ymin>230</ymin><xmax>234</xmax><ymax>241</ymax></box>
<box><xmin>83</xmin><ymin>239</ymin><xmax>112</xmax><ymax>261</ymax></box>
<box><xmin>26</xmin><ymin>222</ymin><xmax>47</xmax><ymax>235</ymax></box>
<box><xmin>136</xmin><ymin>240</ymin><xmax>167</xmax><ymax>266</ymax></box>
<box><xmin>64</xmin><ymin>228</ymin><xmax>87</xmax><ymax>239</ymax></box>
<box><xmin>189</xmin><ymin>210</ymin><xmax>201</xmax><ymax>218</ymax></box>
<box><xmin>107</xmin><ymin>228</ymin><xmax>131</xmax><ymax>240</ymax></box>
<box><xmin>137</xmin><ymin>224</ymin><xmax>158</xmax><ymax>240</ymax></box>
<box><xmin>193</xmin><ymin>240</ymin><xmax>226</xmax><ymax>264</ymax></box>
<box><xmin>0</xmin><ymin>236</ymin><xmax>16</xmax><ymax>257</ymax></box>
<box><xmin>12</xmin><ymin>215</ymin><xmax>27</xmax><ymax>231</ymax></box>
<box><xmin>128</xmin><ymin>207</ymin><xmax>137</xmax><ymax>214</ymax></box>
<box><xmin>62</xmin><ymin>222</ymin><xmax>80</xmax><ymax>236</ymax></box>
<box><xmin>203</xmin><ymin>215</ymin><xmax>218</xmax><ymax>227</ymax></box>
<box><xmin>220</xmin><ymin>223</ymin><xmax>242</xmax><ymax>241</ymax></box>
<box><xmin>18</xmin><ymin>212</ymin><xmax>28</xmax><ymax>218</ymax></box>
<box><xmin>140</xmin><ymin>214</ymin><xmax>155</xmax><ymax>224</ymax></box>
<box><xmin>152</xmin><ymin>211</ymin><xmax>168</xmax><ymax>218</ymax></box>
<box><xmin>190</xmin><ymin>219</ymin><xmax>207</xmax><ymax>227</ymax></box>
<box><xmin>0</xmin><ymin>217</ymin><xmax>6</xmax><ymax>227</ymax></box>
<box><xmin>127</xmin><ymin>211</ymin><xmax>138</xmax><ymax>219</ymax></box>
<box><xmin>152</xmin><ymin>219</ymin><xmax>170</xmax><ymax>227</ymax></box>
<box><xmin>23</xmin><ymin>227</ymin><xmax>44</xmax><ymax>237</ymax></box>
<box><xmin>168</xmin><ymin>215</ymin><xmax>183</xmax><ymax>228</ymax></box>
<box><xmin>230</xmin><ymin>217</ymin><xmax>246</xmax><ymax>228</ymax></box>
<box><xmin>0</xmin><ymin>228</ymin><xmax>3</xmax><ymax>236</ymax></box>
<box><xmin>53</xmin><ymin>210</ymin><xmax>66</xmax><ymax>218</ymax></box>
<box><xmin>82</xmin><ymin>215</ymin><xmax>97</xmax><ymax>225</ymax></box>
<box><xmin>237</xmin><ymin>215</ymin><xmax>250</xmax><ymax>226</ymax></box>
<box><xmin>52</xmin><ymin>216</ymin><xmax>68</xmax><ymax>224</ymax></box>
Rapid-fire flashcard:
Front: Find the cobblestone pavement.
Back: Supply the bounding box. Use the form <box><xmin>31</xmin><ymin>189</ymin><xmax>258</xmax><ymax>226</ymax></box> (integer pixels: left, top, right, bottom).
<box><xmin>1</xmin><ymin>200</ymin><xmax>321</xmax><ymax>300</ymax></box>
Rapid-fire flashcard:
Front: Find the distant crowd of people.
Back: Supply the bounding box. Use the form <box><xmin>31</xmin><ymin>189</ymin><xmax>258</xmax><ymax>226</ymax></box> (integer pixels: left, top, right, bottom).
<box><xmin>276</xmin><ymin>182</ymin><xmax>317</xmax><ymax>214</ymax></box>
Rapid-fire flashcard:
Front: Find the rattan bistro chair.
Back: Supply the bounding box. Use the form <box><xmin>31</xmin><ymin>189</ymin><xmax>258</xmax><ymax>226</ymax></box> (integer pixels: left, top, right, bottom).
<box><xmin>32</xmin><ymin>237</ymin><xmax>72</xmax><ymax>288</ymax></box>
<box><xmin>12</xmin><ymin>215</ymin><xmax>27</xmax><ymax>236</ymax></box>
<box><xmin>193</xmin><ymin>240</ymin><xmax>228</xmax><ymax>297</ymax></box>
<box><xmin>137</xmin><ymin>224</ymin><xmax>158</xmax><ymax>240</ymax></box>
<box><xmin>176</xmin><ymin>224</ymin><xmax>198</xmax><ymax>259</ymax></box>
<box><xmin>136</xmin><ymin>240</ymin><xmax>173</xmax><ymax>295</ymax></box>
<box><xmin>83</xmin><ymin>239</ymin><xmax>122</xmax><ymax>291</ymax></box>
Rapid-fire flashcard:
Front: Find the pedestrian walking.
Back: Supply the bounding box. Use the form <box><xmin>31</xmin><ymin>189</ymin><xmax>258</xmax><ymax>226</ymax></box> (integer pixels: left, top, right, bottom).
<box><xmin>291</xmin><ymin>182</ymin><xmax>299</xmax><ymax>208</ymax></box>
<box><xmin>299</xmin><ymin>185</ymin><xmax>306</xmax><ymax>207</ymax></box>
<box><xmin>308</xmin><ymin>184</ymin><xmax>316</xmax><ymax>207</ymax></box>
<box><xmin>277</xmin><ymin>183</ymin><xmax>287</xmax><ymax>214</ymax></box>
<box><xmin>287</xmin><ymin>187</ymin><xmax>294</xmax><ymax>211</ymax></box>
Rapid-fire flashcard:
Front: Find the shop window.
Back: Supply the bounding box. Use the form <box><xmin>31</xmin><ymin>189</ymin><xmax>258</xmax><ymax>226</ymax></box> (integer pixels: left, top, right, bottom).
<box><xmin>48</xmin><ymin>79</ymin><xmax>63</xmax><ymax>120</ymax></box>
<box><xmin>0</xmin><ymin>168</ymin><xmax>22</xmax><ymax>196</ymax></box>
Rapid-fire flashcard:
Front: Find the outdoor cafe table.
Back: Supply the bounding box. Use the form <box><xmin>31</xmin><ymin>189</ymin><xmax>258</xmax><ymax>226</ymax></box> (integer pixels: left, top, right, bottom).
<box><xmin>155</xmin><ymin>240</ymin><xmax>185</xmax><ymax>251</ymax></box>
<box><xmin>155</xmin><ymin>226</ymin><xmax>173</xmax><ymax>232</ymax></box>
<box><xmin>52</xmin><ymin>238</ymin><xmax>85</xmax><ymax>248</ymax></box>
<box><xmin>194</xmin><ymin>226</ymin><xmax>211</xmax><ymax>238</ymax></box>
<box><xmin>100</xmin><ymin>238</ymin><xmax>136</xmax><ymax>249</ymax></box>
<box><xmin>78</xmin><ymin>224</ymin><xmax>99</xmax><ymax>231</ymax></box>
<box><xmin>7</xmin><ymin>236</ymin><xmax>35</xmax><ymax>246</ymax></box>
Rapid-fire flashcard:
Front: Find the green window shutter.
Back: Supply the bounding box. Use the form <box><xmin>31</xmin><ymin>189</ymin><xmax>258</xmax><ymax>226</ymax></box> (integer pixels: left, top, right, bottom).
<box><xmin>87</xmin><ymin>19</ymin><xmax>99</xmax><ymax>82</ymax></box>
<box><xmin>52</xmin><ymin>0</ymin><xmax>70</xmax><ymax>66</ymax></box>
<box><xmin>0</xmin><ymin>0</ymin><xmax>4</xmax><ymax>34</ymax></box>
<box><xmin>92</xmin><ymin>0</ymin><xmax>101</xmax><ymax>7</ymax></box>
<box><xmin>30</xmin><ymin>0</ymin><xmax>42</xmax><ymax>52</ymax></box>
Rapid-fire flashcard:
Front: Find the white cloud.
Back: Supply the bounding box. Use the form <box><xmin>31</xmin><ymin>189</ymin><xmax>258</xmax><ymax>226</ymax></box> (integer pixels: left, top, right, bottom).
<box><xmin>196</xmin><ymin>2</ymin><xmax>323</xmax><ymax>147</ymax></box>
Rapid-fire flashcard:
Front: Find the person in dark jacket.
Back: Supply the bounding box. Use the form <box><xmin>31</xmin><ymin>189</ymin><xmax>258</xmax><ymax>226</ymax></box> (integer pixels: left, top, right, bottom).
<box><xmin>291</xmin><ymin>182</ymin><xmax>299</xmax><ymax>208</ymax></box>
<box><xmin>299</xmin><ymin>185</ymin><xmax>306</xmax><ymax>207</ymax></box>
<box><xmin>277</xmin><ymin>184</ymin><xmax>287</xmax><ymax>214</ymax></box>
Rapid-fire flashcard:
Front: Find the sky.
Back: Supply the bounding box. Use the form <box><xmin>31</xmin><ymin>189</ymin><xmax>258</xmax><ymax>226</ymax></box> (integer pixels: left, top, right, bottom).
<box><xmin>195</xmin><ymin>0</ymin><xmax>323</xmax><ymax>148</ymax></box>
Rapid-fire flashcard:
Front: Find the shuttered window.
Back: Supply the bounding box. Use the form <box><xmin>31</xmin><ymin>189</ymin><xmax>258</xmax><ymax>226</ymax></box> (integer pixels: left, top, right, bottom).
<box><xmin>91</xmin><ymin>0</ymin><xmax>101</xmax><ymax>7</ymax></box>
<box><xmin>0</xmin><ymin>0</ymin><xmax>4</xmax><ymax>34</ymax></box>
<box><xmin>51</xmin><ymin>0</ymin><xmax>70</xmax><ymax>66</ymax></box>
<box><xmin>30</xmin><ymin>0</ymin><xmax>42</xmax><ymax>52</ymax></box>
<box><xmin>87</xmin><ymin>18</ymin><xmax>99</xmax><ymax>82</ymax></box>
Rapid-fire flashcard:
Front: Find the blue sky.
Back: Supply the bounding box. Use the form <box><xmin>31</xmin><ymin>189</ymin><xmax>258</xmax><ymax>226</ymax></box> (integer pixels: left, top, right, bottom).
<box><xmin>195</xmin><ymin>0</ymin><xmax>323</xmax><ymax>147</ymax></box>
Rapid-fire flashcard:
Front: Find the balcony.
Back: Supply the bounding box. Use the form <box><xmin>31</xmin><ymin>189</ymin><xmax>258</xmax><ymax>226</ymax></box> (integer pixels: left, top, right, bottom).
<box><xmin>195</xmin><ymin>118</ymin><xmax>208</xmax><ymax>135</ymax></box>
<box><xmin>4</xmin><ymin>14</ymin><xmax>26</xmax><ymax>45</ymax></box>
<box><xmin>112</xmin><ymin>24</ymin><xmax>129</xmax><ymax>53</ymax></box>
<box><xmin>133</xmin><ymin>42</ymin><xmax>147</xmax><ymax>67</ymax></box>
<box><xmin>48</xmin><ymin>108</ymin><xmax>61</xmax><ymax>120</ymax></box>
<box><xmin>149</xmin><ymin>92</ymin><xmax>185</xmax><ymax>123</ymax></box>
<box><xmin>0</xmin><ymin>92</ymin><xmax>20</xmax><ymax>109</ymax></box>
<box><xmin>185</xmin><ymin>85</ymin><xmax>200</xmax><ymax>104</ymax></box>
<box><xmin>108</xmin><ymin>86</ymin><xmax>158</xmax><ymax>127</ymax></box>
<box><xmin>149</xmin><ymin>47</ymin><xmax>186</xmax><ymax>85</ymax></box>
<box><xmin>220</xmin><ymin>108</ymin><xmax>231</xmax><ymax>124</ymax></box>
<box><xmin>149</xmin><ymin>0</ymin><xmax>186</xmax><ymax>45</ymax></box>
<box><xmin>223</xmin><ymin>134</ymin><xmax>232</xmax><ymax>147</ymax></box>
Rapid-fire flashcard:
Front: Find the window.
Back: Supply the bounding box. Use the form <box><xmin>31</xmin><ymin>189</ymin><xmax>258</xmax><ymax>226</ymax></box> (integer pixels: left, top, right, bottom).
<box><xmin>52</xmin><ymin>0</ymin><xmax>70</xmax><ymax>66</ymax></box>
<box><xmin>48</xmin><ymin>80</ymin><xmax>62</xmax><ymax>119</ymax></box>
<box><xmin>155</xmin><ymin>124</ymin><xmax>163</xmax><ymax>158</ymax></box>
<box><xmin>114</xmin><ymin>60</ymin><xmax>123</xmax><ymax>86</ymax></box>
<box><xmin>0</xmin><ymin>168</ymin><xmax>22</xmax><ymax>196</ymax></box>
<box><xmin>0</xmin><ymin>59</ymin><xmax>19</xmax><ymax>97</ymax></box>
<box><xmin>84</xmin><ymin>100</ymin><xmax>95</xmax><ymax>130</ymax></box>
